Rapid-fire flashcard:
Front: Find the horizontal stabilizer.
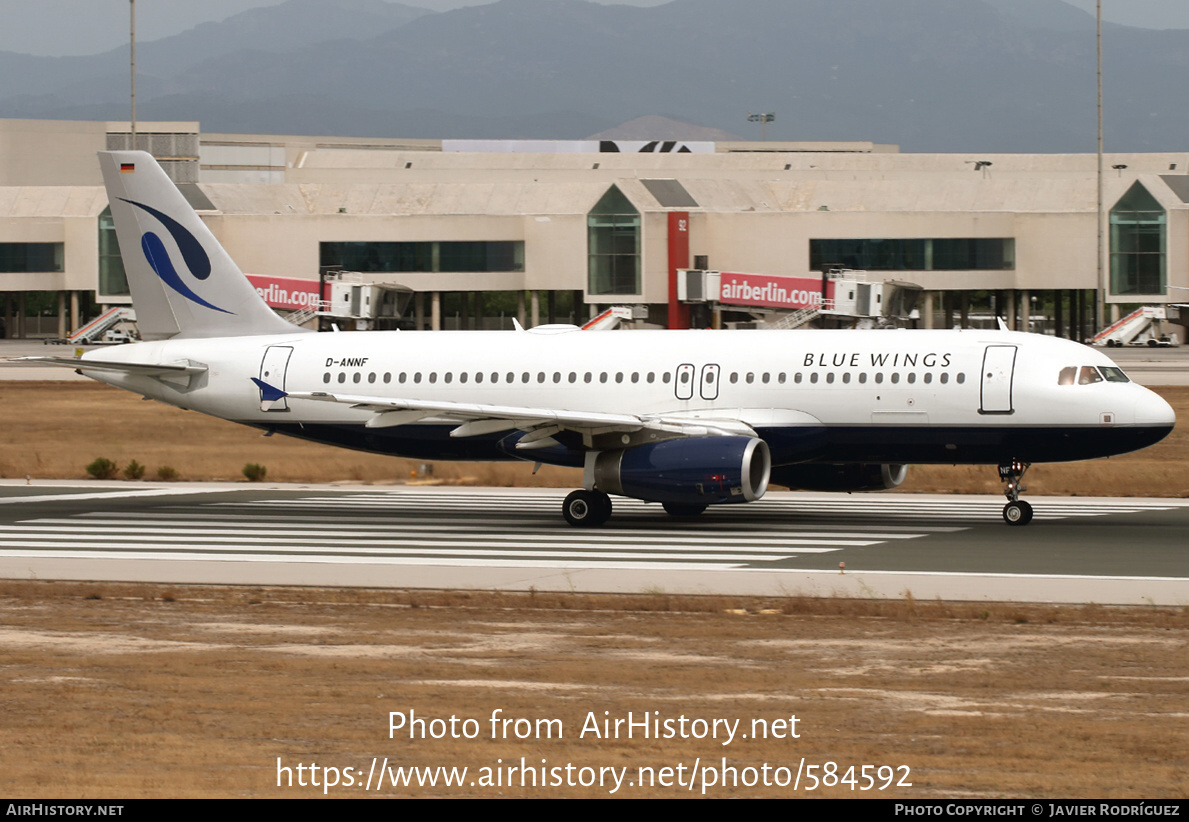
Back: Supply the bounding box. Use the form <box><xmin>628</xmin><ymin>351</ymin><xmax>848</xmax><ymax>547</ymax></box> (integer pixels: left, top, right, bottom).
<box><xmin>10</xmin><ymin>356</ymin><xmax>207</xmax><ymax>376</ymax></box>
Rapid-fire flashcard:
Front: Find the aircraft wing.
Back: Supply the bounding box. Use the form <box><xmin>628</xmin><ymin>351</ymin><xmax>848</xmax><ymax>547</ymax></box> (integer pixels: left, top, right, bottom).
<box><xmin>10</xmin><ymin>356</ymin><xmax>208</xmax><ymax>376</ymax></box>
<box><xmin>275</xmin><ymin>383</ymin><xmax>758</xmax><ymax>440</ymax></box>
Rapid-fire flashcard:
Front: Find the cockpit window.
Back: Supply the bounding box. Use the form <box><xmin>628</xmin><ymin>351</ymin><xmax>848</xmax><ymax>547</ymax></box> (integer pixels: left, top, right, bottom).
<box><xmin>1099</xmin><ymin>366</ymin><xmax>1130</xmax><ymax>383</ymax></box>
<box><xmin>1058</xmin><ymin>367</ymin><xmax>1076</xmax><ymax>386</ymax></box>
<box><xmin>1078</xmin><ymin>366</ymin><xmax>1103</xmax><ymax>385</ymax></box>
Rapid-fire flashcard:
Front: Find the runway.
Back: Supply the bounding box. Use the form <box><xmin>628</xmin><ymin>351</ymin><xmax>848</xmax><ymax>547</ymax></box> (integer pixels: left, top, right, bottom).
<box><xmin>0</xmin><ymin>482</ymin><xmax>1186</xmax><ymax>605</ymax></box>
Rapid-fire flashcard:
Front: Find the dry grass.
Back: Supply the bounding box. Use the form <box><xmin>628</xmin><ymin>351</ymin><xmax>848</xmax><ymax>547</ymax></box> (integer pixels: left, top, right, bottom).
<box><xmin>1</xmin><ymin>382</ymin><xmax>1187</xmax><ymax>495</ymax></box>
<box><xmin>0</xmin><ymin>582</ymin><xmax>1185</xmax><ymax>799</ymax></box>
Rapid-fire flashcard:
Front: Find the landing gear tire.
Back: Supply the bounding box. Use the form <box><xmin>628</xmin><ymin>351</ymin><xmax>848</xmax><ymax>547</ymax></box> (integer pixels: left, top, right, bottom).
<box><xmin>997</xmin><ymin>460</ymin><xmax>1034</xmax><ymax>526</ymax></box>
<box><xmin>1002</xmin><ymin>500</ymin><xmax>1033</xmax><ymax>526</ymax></box>
<box><xmin>562</xmin><ymin>489</ymin><xmax>612</xmax><ymax>527</ymax></box>
<box><xmin>662</xmin><ymin>501</ymin><xmax>707</xmax><ymax>518</ymax></box>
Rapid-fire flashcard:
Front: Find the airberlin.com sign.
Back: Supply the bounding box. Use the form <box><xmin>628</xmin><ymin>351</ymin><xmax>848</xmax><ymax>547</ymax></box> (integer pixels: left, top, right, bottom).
<box><xmin>718</xmin><ymin>272</ymin><xmax>833</xmax><ymax>311</ymax></box>
<box><xmin>246</xmin><ymin>275</ymin><xmax>326</xmax><ymax>311</ymax></box>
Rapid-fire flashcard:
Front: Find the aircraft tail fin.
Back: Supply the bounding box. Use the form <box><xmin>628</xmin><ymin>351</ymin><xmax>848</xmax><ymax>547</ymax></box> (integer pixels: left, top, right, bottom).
<box><xmin>99</xmin><ymin>150</ymin><xmax>303</xmax><ymax>340</ymax></box>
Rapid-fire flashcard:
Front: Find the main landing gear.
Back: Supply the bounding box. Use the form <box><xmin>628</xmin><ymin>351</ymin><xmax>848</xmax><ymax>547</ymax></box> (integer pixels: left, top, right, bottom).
<box><xmin>997</xmin><ymin>460</ymin><xmax>1033</xmax><ymax>526</ymax></box>
<box><xmin>562</xmin><ymin>489</ymin><xmax>612</xmax><ymax>527</ymax></box>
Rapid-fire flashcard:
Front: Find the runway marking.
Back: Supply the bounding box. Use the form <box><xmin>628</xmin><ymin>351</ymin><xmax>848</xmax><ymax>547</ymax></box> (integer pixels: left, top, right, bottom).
<box><xmin>0</xmin><ymin>489</ymin><xmax>200</xmax><ymax>506</ymax></box>
<box><xmin>1</xmin><ymin>490</ymin><xmax>1185</xmax><ymax>573</ymax></box>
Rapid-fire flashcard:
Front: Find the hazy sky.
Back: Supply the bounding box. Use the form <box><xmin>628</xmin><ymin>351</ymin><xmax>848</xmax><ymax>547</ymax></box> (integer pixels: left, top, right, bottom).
<box><xmin>0</xmin><ymin>0</ymin><xmax>1186</xmax><ymax>57</ymax></box>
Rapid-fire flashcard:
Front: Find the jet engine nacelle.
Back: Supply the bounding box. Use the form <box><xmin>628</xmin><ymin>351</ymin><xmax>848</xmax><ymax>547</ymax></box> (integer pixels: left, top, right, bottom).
<box><xmin>594</xmin><ymin>436</ymin><xmax>771</xmax><ymax>505</ymax></box>
<box><xmin>770</xmin><ymin>463</ymin><xmax>908</xmax><ymax>492</ymax></box>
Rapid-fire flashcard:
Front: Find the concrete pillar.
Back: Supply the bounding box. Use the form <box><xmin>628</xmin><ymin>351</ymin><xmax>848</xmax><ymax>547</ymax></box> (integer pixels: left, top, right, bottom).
<box><xmin>1110</xmin><ymin>303</ymin><xmax>1120</xmax><ymax>323</ymax></box>
<box><xmin>943</xmin><ymin>292</ymin><xmax>954</xmax><ymax>329</ymax></box>
<box><xmin>57</xmin><ymin>291</ymin><xmax>67</xmax><ymax>339</ymax></box>
<box><xmin>516</xmin><ymin>291</ymin><xmax>526</xmax><ymax>329</ymax></box>
<box><xmin>547</xmin><ymin>291</ymin><xmax>556</xmax><ymax>325</ymax></box>
<box><xmin>1019</xmin><ymin>289</ymin><xmax>1030</xmax><ymax>333</ymax></box>
<box><xmin>474</xmin><ymin>292</ymin><xmax>485</xmax><ymax>330</ymax></box>
<box><xmin>923</xmin><ymin>291</ymin><xmax>934</xmax><ymax>329</ymax></box>
<box><xmin>1005</xmin><ymin>290</ymin><xmax>1016</xmax><ymax>331</ymax></box>
<box><xmin>17</xmin><ymin>292</ymin><xmax>26</xmax><ymax>339</ymax></box>
<box><xmin>413</xmin><ymin>292</ymin><xmax>424</xmax><ymax>330</ymax></box>
<box><xmin>959</xmin><ymin>292</ymin><xmax>970</xmax><ymax>329</ymax></box>
<box><xmin>1054</xmin><ymin>290</ymin><xmax>1064</xmax><ymax>339</ymax></box>
<box><xmin>530</xmin><ymin>291</ymin><xmax>540</xmax><ymax>328</ymax></box>
<box><xmin>431</xmin><ymin>291</ymin><xmax>441</xmax><ymax>331</ymax></box>
<box><xmin>70</xmin><ymin>291</ymin><xmax>79</xmax><ymax>332</ymax></box>
<box><xmin>460</xmin><ymin>291</ymin><xmax>469</xmax><ymax>330</ymax></box>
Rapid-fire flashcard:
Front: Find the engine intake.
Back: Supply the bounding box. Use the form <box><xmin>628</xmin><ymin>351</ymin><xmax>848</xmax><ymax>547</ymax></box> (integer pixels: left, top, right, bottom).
<box><xmin>770</xmin><ymin>463</ymin><xmax>908</xmax><ymax>492</ymax></box>
<box><xmin>593</xmin><ymin>436</ymin><xmax>770</xmax><ymax>505</ymax></box>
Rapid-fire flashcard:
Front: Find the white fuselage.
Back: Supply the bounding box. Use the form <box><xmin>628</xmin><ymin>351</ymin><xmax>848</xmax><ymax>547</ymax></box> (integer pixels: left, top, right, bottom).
<box><xmin>82</xmin><ymin>326</ymin><xmax>1174</xmax><ymax>468</ymax></box>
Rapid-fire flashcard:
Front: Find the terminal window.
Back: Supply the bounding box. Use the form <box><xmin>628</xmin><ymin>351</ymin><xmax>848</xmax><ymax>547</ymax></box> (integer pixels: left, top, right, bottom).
<box><xmin>1110</xmin><ymin>182</ymin><xmax>1165</xmax><ymax>296</ymax></box>
<box><xmin>810</xmin><ymin>238</ymin><xmax>1015</xmax><ymax>271</ymax></box>
<box><xmin>0</xmin><ymin>242</ymin><xmax>63</xmax><ymax>273</ymax></box>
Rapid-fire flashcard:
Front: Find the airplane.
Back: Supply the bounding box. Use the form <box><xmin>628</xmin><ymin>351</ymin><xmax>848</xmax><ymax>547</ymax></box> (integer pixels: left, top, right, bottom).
<box><xmin>18</xmin><ymin>151</ymin><xmax>1176</xmax><ymax>527</ymax></box>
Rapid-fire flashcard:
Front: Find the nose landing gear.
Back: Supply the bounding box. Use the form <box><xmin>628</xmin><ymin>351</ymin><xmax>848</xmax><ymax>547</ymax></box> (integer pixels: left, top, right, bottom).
<box><xmin>998</xmin><ymin>460</ymin><xmax>1033</xmax><ymax>526</ymax></box>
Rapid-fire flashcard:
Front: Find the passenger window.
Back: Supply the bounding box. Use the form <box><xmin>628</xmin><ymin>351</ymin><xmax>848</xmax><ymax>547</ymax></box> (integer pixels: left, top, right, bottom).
<box><xmin>810</xmin><ymin>373</ymin><xmax>819</xmax><ymax>384</ymax></box>
<box><xmin>762</xmin><ymin>373</ymin><xmax>770</xmax><ymax>384</ymax></box>
<box><xmin>413</xmin><ymin>372</ymin><xmax>422</xmax><ymax>384</ymax></box>
<box><xmin>368</xmin><ymin>373</ymin><xmax>376</xmax><ymax>384</ymax></box>
<box><xmin>537</xmin><ymin>372</ymin><xmax>545</xmax><ymax>383</ymax></box>
<box><xmin>631</xmin><ymin>372</ymin><xmax>640</xmax><ymax>383</ymax></box>
<box><xmin>794</xmin><ymin>373</ymin><xmax>803</xmax><ymax>384</ymax></box>
<box><xmin>338</xmin><ymin>373</ymin><xmax>346</xmax><ymax>383</ymax></box>
<box><xmin>444</xmin><ymin>372</ymin><xmax>453</xmax><ymax>384</ymax></box>
<box><xmin>890</xmin><ymin>373</ymin><xmax>900</xmax><ymax>384</ymax></box>
<box><xmin>730</xmin><ymin>372</ymin><xmax>739</xmax><ymax>384</ymax></box>
<box><xmin>923</xmin><ymin>373</ymin><xmax>932</xmax><ymax>384</ymax></box>
<box><xmin>826</xmin><ymin>373</ymin><xmax>835</xmax><ymax>384</ymax></box>
<box><xmin>842</xmin><ymin>372</ymin><xmax>851</xmax><ymax>384</ymax></box>
<box><xmin>616</xmin><ymin>372</ymin><xmax>625</xmax><ymax>383</ymax></box>
<box><xmin>473</xmin><ymin>372</ymin><xmax>481</xmax><ymax>384</ymax></box>
<box><xmin>647</xmin><ymin>372</ymin><xmax>655</xmax><ymax>383</ymax></box>
<box><xmin>600</xmin><ymin>372</ymin><xmax>608</xmax><ymax>383</ymax></box>
<box><xmin>568</xmin><ymin>372</ymin><xmax>576</xmax><ymax>383</ymax></box>
<box><xmin>778</xmin><ymin>373</ymin><xmax>786</xmax><ymax>384</ymax></box>
<box><xmin>875</xmin><ymin>373</ymin><xmax>884</xmax><ymax>384</ymax></box>
<box><xmin>746</xmin><ymin>373</ymin><xmax>754</xmax><ymax>384</ymax></box>
<box><xmin>384</xmin><ymin>373</ymin><xmax>391</xmax><ymax>384</ymax></box>
<box><xmin>663</xmin><ymin>372</ymin><xmax>671</xmax><ymax>384</ymax></box>
<box><xmin>956</xmin><ymin>373</ymin><xmax>966</xmax><ymax>384</ymax></box>
<box><xmin>907</xmin><ymin>373</ymin><xmax>916</xmax><ymax>384</ymax></box>
<box><xmin>428</xmin><ymin>372</ymin><xmax>437</xmax><ymax>384</ymax></box>
<box><xmin>584</xmin><ymin>372</ymin><xmax>592</xmax><ymax>383</ymax></box>
<box><xmin>323</xmin><ymin>373</ymin><xmax>331</xmax><ymax>384</ymax></box>
<box><xmin>858</xmin><ymin>373</ymin><xmax>867</xmax><ymax>384</ymax></box>
<box><xmin>940</xmin><ymin>373</ymin><xmax>949</xmax><ymax>384</ymax></box>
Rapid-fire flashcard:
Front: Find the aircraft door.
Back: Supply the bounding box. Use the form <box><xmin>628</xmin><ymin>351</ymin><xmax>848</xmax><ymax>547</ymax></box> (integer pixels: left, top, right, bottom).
<box><xmin>675</xmin><ymin>364</ymin><xmax>695</xmax><ymax>400</ymax></box>
<box><xmin>699</xmin><ymin>364</ymin><xmax>720</xmax><ymax>401</ymax></box>
<box><xmin>259</xmin><ymin>345</ymin><xmax>294</xmax><ymax>411</ymax></box>
<box><xmin>980</xmin><ymin>345</ymin><xmax>1016</xmax><ymax>414</ymax></box>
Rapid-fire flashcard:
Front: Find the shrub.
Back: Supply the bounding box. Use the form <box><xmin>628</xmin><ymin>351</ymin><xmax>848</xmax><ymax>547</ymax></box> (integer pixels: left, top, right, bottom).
<box><xmin>85</xmin><ymin>458</ymin><xmax>119</xmax><ymax>480</ymax></box>
<box><xmin>156</xmin><ymin>465</ymin><xmax>179</xmax><ymax>482</ymax></box>
<box><xmin>123</xmin><ymin>460</ymin><xmax>145</xmax><ymax>480</ymax></box>
<box><xmin>242</xmin><ymin>463</ymin><xmax>267</xmax><ymax>482</ymax></box>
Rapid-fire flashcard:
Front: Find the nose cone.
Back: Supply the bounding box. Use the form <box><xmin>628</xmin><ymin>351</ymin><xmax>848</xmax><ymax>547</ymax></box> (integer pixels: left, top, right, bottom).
<box><xmin>1136</xmin><ymin>388</ymin><xmax>1176</xmax><ymax>429</ymax></box>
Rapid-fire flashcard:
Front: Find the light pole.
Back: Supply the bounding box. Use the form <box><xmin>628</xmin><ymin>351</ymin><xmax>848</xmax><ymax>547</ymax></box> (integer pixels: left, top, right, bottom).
<box><xmin>747</xmin><ymin>112</ymin><xmax>775</xmax><ymax>142</ymax></box>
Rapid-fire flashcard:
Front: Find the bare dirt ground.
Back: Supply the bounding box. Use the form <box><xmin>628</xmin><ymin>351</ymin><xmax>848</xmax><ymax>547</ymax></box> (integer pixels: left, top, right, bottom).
<box><xmin>0</xmin><ymin>382</ymin><xmax>1186</xmax><ymax>798</ymax></box>
<box><xmin>1</xmin><ymin>583</ymin><xmax>1186</xmax><ymax>799</ymax></box>
<box><xmin>1</xmin><ymin>382</ymin><xmax>1187</xmax><ymax>496</ymax></box>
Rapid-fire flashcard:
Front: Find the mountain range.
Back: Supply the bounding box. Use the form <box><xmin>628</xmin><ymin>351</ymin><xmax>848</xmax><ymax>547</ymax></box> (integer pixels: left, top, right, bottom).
<box><xmin>1</xmin><ymin>0</ymin><xmax>1186</xmax><ymax>152</ymax></box>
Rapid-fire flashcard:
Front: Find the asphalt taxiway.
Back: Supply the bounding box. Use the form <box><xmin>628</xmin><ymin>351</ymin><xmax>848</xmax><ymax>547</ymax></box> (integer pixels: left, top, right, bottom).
<box><xmin>0</xmin><ymin>482</ymin><xmax>1185</xmax><ymax>605</ymax></box>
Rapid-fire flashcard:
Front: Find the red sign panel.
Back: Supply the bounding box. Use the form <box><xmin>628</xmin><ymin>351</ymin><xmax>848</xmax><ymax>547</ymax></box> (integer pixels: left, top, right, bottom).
<box><xmin>718</xmin><ymin>272</ymin><xmax>834</xmax><ymax>311</ymax></box>
<box><xmin>246</xmin><ymin>275</ymin><xmax>325</xmax><ymax>311</ymax></box>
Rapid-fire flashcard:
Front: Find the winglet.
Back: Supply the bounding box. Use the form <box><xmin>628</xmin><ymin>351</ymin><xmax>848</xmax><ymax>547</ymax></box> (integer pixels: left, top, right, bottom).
<box><xmin>251</xmin><ymin>377</ymin><xmax>287</xmax><ymax>411</ymax></box>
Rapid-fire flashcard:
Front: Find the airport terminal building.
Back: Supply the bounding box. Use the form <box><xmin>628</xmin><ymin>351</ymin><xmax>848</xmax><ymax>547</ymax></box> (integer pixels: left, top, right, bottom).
<box><xmin>1</xmin><ymin>117</ymin><xmax>1185</xmax><ymax>339</ymax></box>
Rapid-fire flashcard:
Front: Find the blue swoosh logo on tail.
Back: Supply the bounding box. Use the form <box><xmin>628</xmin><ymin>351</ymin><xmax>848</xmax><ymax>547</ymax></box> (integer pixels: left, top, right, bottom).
<box><xmin>121</xmin><ymin>197</ymin><xmax>232</xmax><ymax>314</ymax></box>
